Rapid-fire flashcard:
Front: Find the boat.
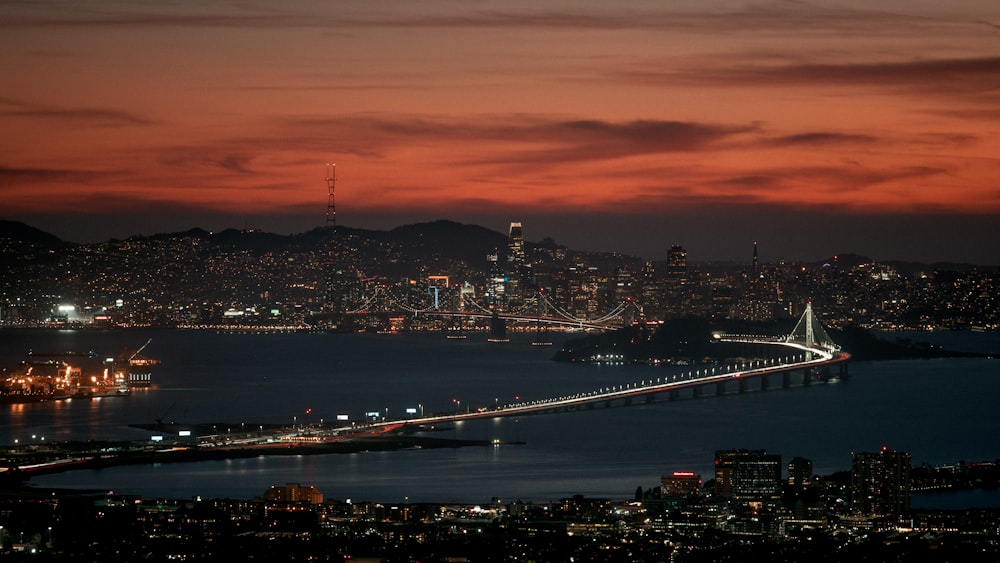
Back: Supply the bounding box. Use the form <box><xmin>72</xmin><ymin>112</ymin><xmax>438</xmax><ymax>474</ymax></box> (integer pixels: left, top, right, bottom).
<box><xmin>445</xmin><ymin>316</ymin><xmax>469</xmax><ymax>339</ymax></box>
<box><xmin>487</xmin><ymin>313</ymin><xmax>510</xmax><ymax>343</ymax></box>
<box><xmin>531</xmin><ymin>321</ymin><xmax>553</xmax><ymax>346</ymax></box>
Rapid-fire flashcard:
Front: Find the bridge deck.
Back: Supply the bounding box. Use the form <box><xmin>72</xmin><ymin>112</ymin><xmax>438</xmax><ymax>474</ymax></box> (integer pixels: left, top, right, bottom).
<box><xmin>362</xmin><ymin>339</ymin><xmax>849</xmax><ymax>428</ymax></box>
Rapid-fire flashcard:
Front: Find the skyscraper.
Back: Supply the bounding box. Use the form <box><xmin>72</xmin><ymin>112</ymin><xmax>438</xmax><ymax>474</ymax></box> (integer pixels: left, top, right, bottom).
<box><xmin>667</xmin><ymin>244</ymin><xmax>687</xmax><ymax>280</ymax></box>
<box><xmin>851</xmin><ymin>447</ymin><xmax>911</xmax><ymax>517</ymax></box>
<box><xmin>787</xmin><ymin>456</ymin><xmax>813</xmax><ymax>488</ymax></box>
<box><xmin>508</xmin><ymin>222</ymin><xmax>525</xmax><ymax>267</ymax></box>
<box><xmin>506</xmin><ymin>222</ymin><xmax>527</xmax><ymax>309</ymax></box>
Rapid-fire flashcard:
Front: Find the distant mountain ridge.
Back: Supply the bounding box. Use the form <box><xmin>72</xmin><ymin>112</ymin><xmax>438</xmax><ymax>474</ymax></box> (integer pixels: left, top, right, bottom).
<box><xmin>0</xmin><ymin>218</ymin><xmax>991</xmax><ymax>271</ymax></box>
<box><xmin>0</xmin><ymin>219</ymin><xmax>67</xmax><ymax>248</ymax></box>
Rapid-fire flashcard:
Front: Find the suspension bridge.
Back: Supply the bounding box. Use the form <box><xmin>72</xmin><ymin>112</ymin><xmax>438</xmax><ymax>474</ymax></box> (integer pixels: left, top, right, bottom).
<box><xmin>356</xmin><ymin>303</ymin><xmax>849</xmax><ymax>429</ymax></box>
<box><xmin>342</xmin><ymin>284</ymin><xmax>642</xmax><ymax>331</ymax></box>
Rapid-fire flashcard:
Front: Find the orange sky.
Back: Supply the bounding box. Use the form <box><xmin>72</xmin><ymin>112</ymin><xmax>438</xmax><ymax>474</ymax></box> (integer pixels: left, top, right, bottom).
<box><xmin>2</xmin><ymin>2</ymin><xmax>999</xmax><ymax>261</ymax></box>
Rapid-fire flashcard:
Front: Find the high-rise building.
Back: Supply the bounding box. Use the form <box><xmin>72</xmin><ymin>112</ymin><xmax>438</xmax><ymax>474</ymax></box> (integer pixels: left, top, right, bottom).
<box><xmin>787</xmin><ymin>456</ymin><xmax>813</xmax><ymax>488</ymax></box>
<box><xmin>640</xmin><ymin>261</ymin><xmax>661</xmax><ymax>319</ymax></box>
<box><xmin>508</xmin><ymin>222</ymin><xmax>525</xmax><ymax>267</ymax></box>
<box><xmin>851</xmin><ymin>446</ymin><xmax>911</xmax><ymax>517</ymax></box>
<box><xmin>667</xmin><ymin>245</ymin><xmax>687</xmax><ymax>280</ymax></box>
<box><xmin>506</xmin><ymin>222</ymin><xmax>528</xmax><ymax>309</ymax></box>
<box><xmin>715</xmin><ymin>449</ymin><xmax>782</xmax><ymax>504</ymax></box>
<box><xmin>486</xmin><ymin>251</ymin><xmax>505</xmax><ymax>308</ymax></box>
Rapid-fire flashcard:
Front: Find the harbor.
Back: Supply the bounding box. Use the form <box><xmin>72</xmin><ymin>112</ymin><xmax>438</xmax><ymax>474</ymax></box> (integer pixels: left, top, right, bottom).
<box><xmin>0</xmin><ymin>339</ymin><xmax>158</xmax><ymax>404</ymax></box>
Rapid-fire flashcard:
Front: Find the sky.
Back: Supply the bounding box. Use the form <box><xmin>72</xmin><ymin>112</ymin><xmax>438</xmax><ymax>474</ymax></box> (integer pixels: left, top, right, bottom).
<box><xmin>2</xmin><ymin>1</ymin><xmax>999</xmax><ymax>264</ymax></box>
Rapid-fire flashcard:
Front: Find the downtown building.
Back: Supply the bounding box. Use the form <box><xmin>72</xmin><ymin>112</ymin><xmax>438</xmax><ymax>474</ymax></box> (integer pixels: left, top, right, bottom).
<box><xmin>714</xmin><ymin>449</ymin><xmax>782</xmax><ymax>506</ymax></box>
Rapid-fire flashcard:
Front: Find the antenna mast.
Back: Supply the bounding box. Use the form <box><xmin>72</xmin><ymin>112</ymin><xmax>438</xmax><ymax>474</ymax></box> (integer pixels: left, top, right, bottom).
<box><xmin>325</xmin><ymin>163</ymin><xmax>336</xmax><ymax>230</ymax></box>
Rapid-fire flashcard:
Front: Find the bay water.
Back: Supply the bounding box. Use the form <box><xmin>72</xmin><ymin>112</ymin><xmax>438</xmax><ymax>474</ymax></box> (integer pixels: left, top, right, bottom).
<box><xmin>1</xmin><ymin>327</ymin><xmax>997</xmax><ymax>507</ymax></box>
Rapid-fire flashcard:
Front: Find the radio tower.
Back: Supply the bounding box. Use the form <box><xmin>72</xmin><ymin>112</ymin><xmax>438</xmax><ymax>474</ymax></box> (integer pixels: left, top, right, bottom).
<box><xmin>323</xmin><ymin>163</ymin><xmax>338</xmax><ymax>315</ymax></box>
<box><xmin>325</xmin><ymin>163</ymin><xmax>336</xmax><ymax>230</ymax></box>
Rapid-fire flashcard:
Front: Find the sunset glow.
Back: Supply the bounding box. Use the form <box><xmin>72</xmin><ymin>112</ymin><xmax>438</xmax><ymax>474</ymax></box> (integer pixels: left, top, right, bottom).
<box><xmin>2</xmin><ymin>1</ymin><xmax>999</xmax><ymax>261</ymax></box>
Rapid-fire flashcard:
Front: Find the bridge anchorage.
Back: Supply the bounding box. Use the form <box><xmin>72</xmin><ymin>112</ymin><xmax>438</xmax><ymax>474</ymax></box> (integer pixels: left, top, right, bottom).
<box><xmin>352</xmin><ymin>304</ymin><xmax>850</xmax><ymax>430</ymax></box>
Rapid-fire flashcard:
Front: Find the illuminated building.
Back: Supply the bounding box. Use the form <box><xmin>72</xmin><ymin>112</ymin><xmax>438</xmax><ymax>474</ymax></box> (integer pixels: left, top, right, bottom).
<box><xmin>850</xmin><ymin>446</ymin><xmax>911</xmax><ymax>517</ymax></box>
<box><xmin>264</xmin><ymin>483</ymin><xmax>324</xmax><ymax>505</ymax></box>
<box><xmin>787</xmin><ymin>456</ymin><xmax>813</xmax><ymax>488</ymax></box>
<box><xmin>715</xmin><ymin>449</ymin><xmax>781</xmax><ymax>504</ymax></box>
<box><xmin>667</xmin><ymin>245</ymin><xmax>687</xmax><ymax>280</ymax></box>
<box><xmin>660</xmin><ymin>472</ymin><xmax>703</xmax><ymax>497</ymax></box>
<box><xmin>508</xmin><ymin>222</ymin><xmax>525</xmax><ymax>267</ymax></box>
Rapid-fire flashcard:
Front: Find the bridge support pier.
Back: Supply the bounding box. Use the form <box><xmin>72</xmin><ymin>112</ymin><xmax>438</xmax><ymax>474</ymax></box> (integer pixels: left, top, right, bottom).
<box><xmin>716</xmin><ymin>382</ymin><xmax>726</xmax><ymax>396</ymax></box>
<box><xmin>782</xmin><ymin>372</ymin><xmax>791</xmax><ymax>388</ymax></box>
<box><xmin>760</xmin><ymin>374</ymin><xmax>769</xmax><ymax>391</ymax></box>
<box><xmin>645</xmin><ymin>393</ymin><xmax>655</xmax><ymax>403</ymax></box>
<box><xmin>624</xmin><ymin>397</ymin><xmax>633</xmax><ymax>406</ymax></box>
<box><xmin>669</xmin><ymin>389</ymin><xmax>679</xmax><ymax>401</ymax></box>
<box><xmin>803</xmin><ymin>368</ymin><xmax>812</xmax><ymax>386</ymax></box>
<box><xmin>738</xmin><ymin>378</ymin><xmax>749</xmax><ymax>393</ymax></box>
<box><xmin>693</xmin><ymin>386</ymin><xmax>702</xmax><ymax>398</ymax></box>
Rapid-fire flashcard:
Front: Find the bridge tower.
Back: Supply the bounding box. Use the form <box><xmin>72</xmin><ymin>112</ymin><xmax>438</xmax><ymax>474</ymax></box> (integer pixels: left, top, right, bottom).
<box><xmin>804</xmin><ymin>302</ymin><xmax>815</xmax><ymax>351</ymax></box>
<box><xmin>788</xmin><ymin>302</ymin><xmax>837</xmax><ymax>359</ymax></box>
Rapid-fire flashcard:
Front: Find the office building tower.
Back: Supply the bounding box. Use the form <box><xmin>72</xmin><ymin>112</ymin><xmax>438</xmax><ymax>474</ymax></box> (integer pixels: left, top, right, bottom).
<box><xmin>667</xmin><ymin>245</ymin><xmax>687</xmax><ymax>280</ymax></box>
<box><xmin>715</xmin><ymin>449</ymin><xmax>782</xmax><ymax>504</ymax></box>
<box><xmin>787</xmin><ymin>456</ymin><xmax>813</xmax><ymax>488</ymax></box>
<box><xmin>508</xmin><ymin>222</ymin><xmax>525</xmax><ymax>267</ymax></box>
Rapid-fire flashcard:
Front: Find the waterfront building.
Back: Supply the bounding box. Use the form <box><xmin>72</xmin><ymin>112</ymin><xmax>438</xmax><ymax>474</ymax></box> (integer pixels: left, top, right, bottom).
<box><xmin>263</xmin><ymin>483</ymin><xmax>324</xmax><ymax>505</ymax></box>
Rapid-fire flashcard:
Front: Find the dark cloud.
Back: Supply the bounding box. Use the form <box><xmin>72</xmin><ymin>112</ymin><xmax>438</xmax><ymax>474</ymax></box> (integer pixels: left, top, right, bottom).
<box><xmin>277</xmin><ymin>115</ymin><xmax>754</xmax><ymax>166</ymax></box>
<box><xmin>0</xmin><ymin>98</ymin><xmax>153</xmax><ymax>128</ymax></box>
<box><xmin>769</xmin><ymin>132</ymin><xmax>878</xmax><ymax>147</ymax></box>
<box><xmin>2</xmin><ymin>2</ymin><xmax>971</xmax><ymax>36</ymax></box>
<box><xmin>621</xmin><ymin>57</ymin><xmax>1000</xmax><ymax>105</ymax></box>
<box><xmin>0</xmin><ymin>166</ymin><xmax>116</xmax><ymax>189</ymax></box>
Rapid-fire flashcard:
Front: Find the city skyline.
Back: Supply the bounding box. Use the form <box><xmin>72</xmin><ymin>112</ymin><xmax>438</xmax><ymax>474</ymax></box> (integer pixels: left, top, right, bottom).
<box><xmin>2</xmin><ymin>1</ymin><xmax>999</xmax><ymax>263</ymax></box>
